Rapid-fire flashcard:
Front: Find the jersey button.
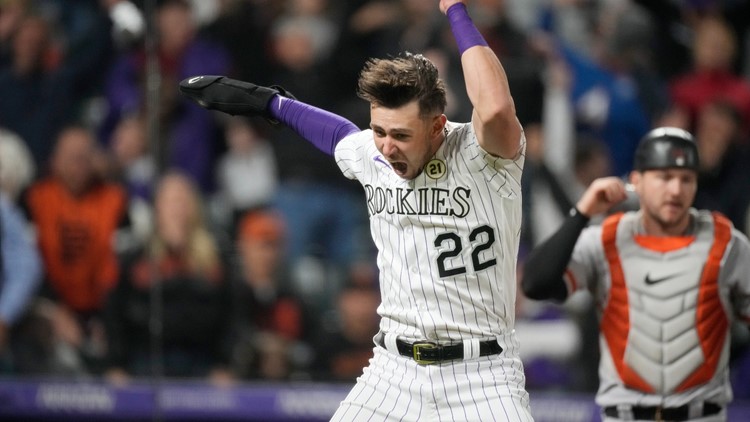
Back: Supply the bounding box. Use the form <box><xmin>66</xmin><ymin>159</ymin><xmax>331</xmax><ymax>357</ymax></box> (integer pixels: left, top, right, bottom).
<box><xmin>409</xmin><ymin>266</ymin><xmax>418</xmax><ymax>274</ymax></box>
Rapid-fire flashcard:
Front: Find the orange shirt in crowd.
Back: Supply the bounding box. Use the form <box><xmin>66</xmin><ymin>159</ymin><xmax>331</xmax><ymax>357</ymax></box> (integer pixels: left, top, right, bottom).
<box><xmin>26</xmin><ymin>179</ymin><xmax>127</xmax><ymax>313</ymax></box>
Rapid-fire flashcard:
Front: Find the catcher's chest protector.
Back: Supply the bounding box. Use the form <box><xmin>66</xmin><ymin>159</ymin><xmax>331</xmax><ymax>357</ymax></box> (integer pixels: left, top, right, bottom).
<box><xmin>600</xmin><ymin>212</ymin><xmax>732</xmax><ymax>394</ymax></box>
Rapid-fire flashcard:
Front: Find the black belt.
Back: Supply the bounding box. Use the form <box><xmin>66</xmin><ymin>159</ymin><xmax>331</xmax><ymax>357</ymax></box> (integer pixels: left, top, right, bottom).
<box><xmin>378</xmin><ymin>337</ymin><xmax>502</xmax><ymax>365</ymax></box>
<box><xmin>603</xmin><ymin>402</ymin><xmax>722</xmax><ymax>421</ymax></box>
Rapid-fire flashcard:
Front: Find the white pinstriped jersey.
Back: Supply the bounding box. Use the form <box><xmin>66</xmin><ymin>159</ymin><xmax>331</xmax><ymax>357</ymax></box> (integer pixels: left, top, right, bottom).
<box><xmin>335</xmin><ymin>121</ymin><xmax>525</xmax><ymax>342</ymax></box>
<box><xmin>566</xmin><ymin>209</ymin><xmax>750</xmax><ymax>409</ymax></box>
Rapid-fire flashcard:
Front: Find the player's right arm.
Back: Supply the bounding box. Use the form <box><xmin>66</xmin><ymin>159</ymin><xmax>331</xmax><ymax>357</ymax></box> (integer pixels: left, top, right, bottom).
<box><xmin>178</xmin><ymin>76</ymin><xmax>360</xmax><ymax>156</ymax></box>
<box><xmin>521</xmin><ymin>177</ymin><xmax>628</xmax><ymax>302</ymax></box>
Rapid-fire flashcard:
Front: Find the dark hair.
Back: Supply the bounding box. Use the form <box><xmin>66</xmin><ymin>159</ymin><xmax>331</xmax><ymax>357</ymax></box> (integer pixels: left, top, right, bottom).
<box><xmin>356</xmin><ymin>52</ymin><xmax>447</xmax><ymax>118</ymax></box>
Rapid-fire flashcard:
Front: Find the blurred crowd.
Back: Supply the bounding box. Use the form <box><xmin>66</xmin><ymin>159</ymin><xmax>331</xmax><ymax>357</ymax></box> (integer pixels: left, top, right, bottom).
<box><xmin>0</xmin><ymin>0</ymin><xmax>749</xmax><ymax>394</ymax></box>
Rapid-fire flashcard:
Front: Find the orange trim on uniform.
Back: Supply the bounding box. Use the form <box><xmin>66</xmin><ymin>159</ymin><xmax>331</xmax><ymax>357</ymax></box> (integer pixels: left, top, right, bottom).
<box><xmin>633</xmin><ymin>235</ymin><xmax>696</xmax><ymax>252</ymax></box>
<box><xmin>676</xmin><ymin>212</ymin><xmax>732</xmax><ymax>391</ymax></box>
<box><xmin>563</xmin><ymin>269</ymin><xmax>578</xmax><ymax>293</ymax></box>
<box><xmin>600</xmin><ymin>213</ymin><xmax>654</xmax><ymax>393</ymax></box>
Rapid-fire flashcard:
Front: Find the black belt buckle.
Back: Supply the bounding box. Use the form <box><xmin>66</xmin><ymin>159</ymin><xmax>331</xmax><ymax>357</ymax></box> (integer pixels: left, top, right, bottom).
<box><xmin>604</xmin><ymin>402</ymin><xmax>723</xmax><ymax>421</ymax></box>
<box><xmin>412</xmin><ymin>341</ymin><xmax>439</xmax><ymax>365</ymax></box>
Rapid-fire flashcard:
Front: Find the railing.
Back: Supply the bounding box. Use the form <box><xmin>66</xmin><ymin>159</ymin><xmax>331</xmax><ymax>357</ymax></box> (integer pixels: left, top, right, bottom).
<box><xmin>0</xmin><ymin>378</ymin><xmax>748</xmax><ymax>421</ymax></box>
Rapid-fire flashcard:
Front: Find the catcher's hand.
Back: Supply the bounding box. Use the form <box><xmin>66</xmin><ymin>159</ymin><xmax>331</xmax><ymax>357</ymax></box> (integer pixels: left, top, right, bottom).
<box><xmin>178</xmin><ymin>75</ymin><xmax>295</xmax><ymax>122</ymax></box>
<box><xmin>576</xmin><ymin>176</ymin><xmax>629</xmax><ymax>217</ymax></box>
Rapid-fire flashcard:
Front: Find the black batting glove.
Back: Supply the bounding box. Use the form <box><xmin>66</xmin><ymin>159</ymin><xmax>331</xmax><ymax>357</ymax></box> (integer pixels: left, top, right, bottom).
<box><xmin>178</xmin><ymin>75</ymin><xmax>295</xmax><ymax>123</ymax></box>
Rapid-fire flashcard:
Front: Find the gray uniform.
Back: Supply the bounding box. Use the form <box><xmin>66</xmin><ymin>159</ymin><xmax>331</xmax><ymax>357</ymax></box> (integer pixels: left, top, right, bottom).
<box><xmin>567</xmin><ymin>209</ymin><xmax>750</xmax><ymax>421</ymax></box>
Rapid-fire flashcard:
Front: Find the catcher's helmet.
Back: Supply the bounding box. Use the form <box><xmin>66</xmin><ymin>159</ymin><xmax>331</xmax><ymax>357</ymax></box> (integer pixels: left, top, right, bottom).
<box><xmin>633</xmin><ymin>127</ymin><xmax>699</xmax><ymax>172</ymax></box>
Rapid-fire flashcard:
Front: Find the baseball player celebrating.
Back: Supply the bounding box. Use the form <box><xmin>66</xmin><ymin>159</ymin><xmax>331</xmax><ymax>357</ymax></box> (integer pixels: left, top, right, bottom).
<box><xmin>522</xmin><ymin>127</ymin><xmax>750</xmax><ymax>422</ymax></box>
<box><xmin>180</xmin><ymin>0</ymin><xmax>533</xmax><ymax>420</ymax></box>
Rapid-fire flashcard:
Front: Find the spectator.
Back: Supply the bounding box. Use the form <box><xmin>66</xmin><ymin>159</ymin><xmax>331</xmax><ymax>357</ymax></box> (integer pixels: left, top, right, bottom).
<box><xmin>200</xmin><ymin>0</ymin><xmax>276</xmax><ymax>85</ymax></box>
<box><xmin>102</xmin><ymin>0</ymin><xmax>230</xmax><ymax>192</ymax></box>
<box><xmin>520</xmin><ymin>51</ymin><xmax>612</xmax><ymax>249</ymax></box>
<box><xmin>311</xmin><ymin>285</ymin><xmax>380</xmax><ymax>382</ymax></box>
<box><xmin>519</xmin><ymin>54</ymin><xmax>571</xmax><ymax>250</ymax></box>
<box><xmin>108</xmin><ymin>112</ymin><xmax>155</xmax><ymax>203</ymax></box>
<box><xmin>213</xmin><ymin>117</ymin><xmax>278</xmax><ymax>234</ymax></box>
<box><xmin>104</xmin><ymin>112</ymin><xmax>155</xmax><ymax>248</ymax></box>
<box><xmin>629</xmin><ymin>0</ymin><xmax>697</xmax><ymax>81</ymax></box>
<box><xmin>104</xmin><ymin>170</ymin><xmax>230</xmax><ymax>383</ymax></box>
<box><xmin>632</xmin><ymin>0</ymin><xmax>750</xmax><ymax>82</ymax></box>
<box><xmin>0</xmin><ymin>128</ymin><xmax>35</xmax><ymax>202</ymax></box>
<box><xmin>467</xmin><ymin>0</ymin><xmax>546</xmax><ymax>126</ymax></box>
<box><xmin>229</xmin><ymin>210</ymin><xmax>312</xmax><ymax>381</ymax></box>
<box><xmin>692</xmin><ymin>99</ymin><xmax>750</xmax><ymax>235</ymax></box>
<box><xmin>540</xmin><ymin>1</ymin><xmax>655</xmax><ymax>178</ymax></box>
<box><xmin>0</xmin><ymin>196</ymin><xmax>42</xmax><ymax>374</ymax></box>
<box><xmin>264</xmin><ymin>10</ymin><xmax>372</xmax><ymax>310</ymax></box>
<box><xmin>24</xmin><ymin>125</ymin><xmax>127</xmax><ymax>316</ymax></box>
<box><xmin>0</xmin><ymin>129</ymin><xmax>43</xmax><ymax>374</ymax></box>
<box><xmin>667</xmin><ymin>15</ymin><xmax>750</xmax><ymax>136</ymax></box>
<box><xmin>22</xmin><ymin>125</ymin><xmax>127</xmax><ymax>374</ymax></box>
<box><xmin>0</xmin><ymin>5</ymin><xmax>112</xmax><ymax>170</ymax></box>
<box><xmin>0</xmin><ymin>0</ymin><xmax>27</xmax><ymax>68</ymax></box>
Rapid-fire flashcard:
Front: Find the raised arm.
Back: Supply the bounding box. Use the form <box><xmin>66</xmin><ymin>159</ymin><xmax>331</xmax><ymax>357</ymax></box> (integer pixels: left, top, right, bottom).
<box><xmin>441</xmin><ymin>0</ymin><xmax>521</xmax><ymax>158</ymax></box>
<box><xmin>521</xmin><ymin>177</ymin><xmax>629</xmax><ymax>302</ymax></box>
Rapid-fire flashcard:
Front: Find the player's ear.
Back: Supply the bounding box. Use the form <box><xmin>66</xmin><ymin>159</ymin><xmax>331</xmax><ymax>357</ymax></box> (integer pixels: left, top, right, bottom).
<box><xmin>431</xmin><ymin>114</ymin><xmax>447</xmax><ymax>137</ymax></box>
<box><xmin>629</xmin><ymin>171</ymin><xmax>642</xmax><ymax>190</ymax></box>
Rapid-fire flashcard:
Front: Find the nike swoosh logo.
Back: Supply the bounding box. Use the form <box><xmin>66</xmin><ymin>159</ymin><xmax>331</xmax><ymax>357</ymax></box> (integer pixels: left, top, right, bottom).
<box><xmin>373</xmin><ymin>156</ymin><xmax>391</xmax><ymax>168</ymax></box>
<box><xmin>188</xmin><ymin>76</ymin><xmax>202</xmax><ymax>84</ymax></box>
<box><xmin>644</xmin><ymin>272</ymin><xmax>682</xmax><ymax>285</ymax></box>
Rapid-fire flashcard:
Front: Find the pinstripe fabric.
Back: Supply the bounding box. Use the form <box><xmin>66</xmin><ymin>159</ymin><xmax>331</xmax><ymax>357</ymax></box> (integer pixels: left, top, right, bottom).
<box><xmin>336</xmin><ymin>122</ymin><xmax>525</xmax><ymax>340</ymax></box>
<box><xmin>330</xmin><ymin>347</ymin><xmax>533</xmax><ymax>422</ymax></box>
<box><xmin>333</xmin><ymin>122</ymin><xmax>532</xmax><ymax>420</ymax></box>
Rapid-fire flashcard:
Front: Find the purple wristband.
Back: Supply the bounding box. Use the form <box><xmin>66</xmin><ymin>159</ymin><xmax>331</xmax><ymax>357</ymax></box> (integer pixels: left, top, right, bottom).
<box><xmin>269</xmin><ymin>95</ymin><xmax>359</xmax><ymax>156</ymax></box>
<box><xmin>446</xmin><ymin>3</ymin><xmax>488</xmax><ymax>55</ymax></box>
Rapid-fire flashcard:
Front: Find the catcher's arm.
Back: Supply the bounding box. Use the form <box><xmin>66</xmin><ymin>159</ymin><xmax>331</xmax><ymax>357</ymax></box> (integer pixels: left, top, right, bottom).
<box><xmin>179</xmin><ymin>76</ymin><xmax>359</xmax><ymax>155</ymax></box>
<box><xmin>521</xmin><ymin>177</ymin><xmax>628</xmax><ymax>302</ymax></box>
<box><xmin>520</xmin><ymin>209</ymin><xmax>586</xmax><ymax>303</ymax></box>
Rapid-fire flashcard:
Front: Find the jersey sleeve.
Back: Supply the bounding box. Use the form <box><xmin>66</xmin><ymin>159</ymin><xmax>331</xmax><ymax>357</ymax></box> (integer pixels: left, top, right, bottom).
<box><xmin>463</xmin><ymin>123</ymin><xmax>526</xmax><ymax>197</ymax></box>
<box><xmin>566</xmin><ymin>225</ymin><xmax>605</xmax><ymax>295</ymax></box>
<box><xmin>333</xmin><ymin>129</ymin><xmax>370</xmax><ymax>181</ymax></box>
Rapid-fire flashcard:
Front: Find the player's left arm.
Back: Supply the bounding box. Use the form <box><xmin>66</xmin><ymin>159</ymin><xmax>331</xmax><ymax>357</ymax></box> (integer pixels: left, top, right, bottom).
<box><xmin>441</xmin><ymin>0</ymin><xmax>522</xmax><ymax>159</ymax></box>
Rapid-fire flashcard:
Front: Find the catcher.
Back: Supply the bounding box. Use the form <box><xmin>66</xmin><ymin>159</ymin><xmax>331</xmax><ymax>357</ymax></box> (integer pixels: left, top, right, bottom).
<box><xmin>522</xmin><ymin>127</ymin><xmax>750</xmax><ymax>422</ymax></box>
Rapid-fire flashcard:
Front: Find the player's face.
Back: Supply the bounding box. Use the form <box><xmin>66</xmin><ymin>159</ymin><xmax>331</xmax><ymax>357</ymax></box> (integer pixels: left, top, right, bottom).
<box><xmin>371</xmin><ymin>101</ymin><xmax>446</xmax><ymax>180</ymax></box>
<box><xmin>631</xmin><ymin>168</ymin><xmax>697</xmax><ymax>235</ymax></box>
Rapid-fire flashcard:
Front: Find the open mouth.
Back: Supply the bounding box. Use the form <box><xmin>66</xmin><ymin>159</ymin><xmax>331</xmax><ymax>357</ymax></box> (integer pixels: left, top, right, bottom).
<box><xmin>391</xmin><ymin>162</ymin><xmax>407</xmax><ymax>176</ymax></box>
<box><xmin>664</xmin><ymin>202</ymin><xmax>684</xmax><ymax>213</ymax></box>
